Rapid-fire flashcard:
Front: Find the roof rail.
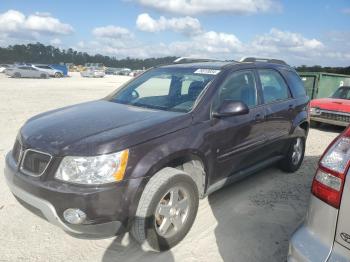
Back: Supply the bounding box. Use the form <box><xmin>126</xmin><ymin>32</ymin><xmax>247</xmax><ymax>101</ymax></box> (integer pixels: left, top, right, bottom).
<box><xmin>173</xmin><ymin>57</ymin><xmax>222</xmax><ymax>64</ymax></box>
<box><xmin>240</xmin><ymin>57</ymin><xmax>288</xmax><ymax>65</ymax></box>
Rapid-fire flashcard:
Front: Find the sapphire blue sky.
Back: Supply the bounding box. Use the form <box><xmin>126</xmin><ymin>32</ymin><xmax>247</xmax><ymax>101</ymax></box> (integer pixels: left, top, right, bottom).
<box><xmin>0</xmin><ymin>0</ymin><xmax>349</xmax><ymax>66</ymax></box>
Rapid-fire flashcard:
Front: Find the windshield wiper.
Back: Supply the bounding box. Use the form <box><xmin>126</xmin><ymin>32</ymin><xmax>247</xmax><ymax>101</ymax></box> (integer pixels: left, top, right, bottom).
<box><xmin>130</xmin><ymin>102</ymin><xmax>169</xmax><ymax>111</ymax></box>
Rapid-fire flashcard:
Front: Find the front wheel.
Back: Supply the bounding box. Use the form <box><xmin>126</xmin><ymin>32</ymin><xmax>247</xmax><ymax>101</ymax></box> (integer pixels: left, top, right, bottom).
<box><xmin>54</xmin><ymin>72</ymin><xmax>63</xmax><ymax>78</ymax></box>
<box><xmin>279</xmin><ymin>137</ymin><xmax>305</xmax><ymax>173</ymax></box>
<box><xmin>131</xmin><ymin>168</ymin><xmax>199</xmax><ymax>251</ymax></box>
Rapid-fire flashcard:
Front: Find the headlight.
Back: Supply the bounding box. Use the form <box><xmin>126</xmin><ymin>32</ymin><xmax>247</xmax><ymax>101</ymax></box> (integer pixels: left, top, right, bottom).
<box><xmin>310</xmin><ymin>107</ymin><xmax>320</xmax><ymax>115</ymax></box>
<box><xmin>55</xmin><ymin>149</ymin><xmax>129</xmax><ymax>184</ymax></box>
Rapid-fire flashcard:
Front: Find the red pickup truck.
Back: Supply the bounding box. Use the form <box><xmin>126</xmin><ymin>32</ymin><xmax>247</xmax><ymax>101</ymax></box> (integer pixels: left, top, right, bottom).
<box><xmin>310</xmin><ymin>86</ymin><xmax>350</xmax><ymax>127</ymax></box>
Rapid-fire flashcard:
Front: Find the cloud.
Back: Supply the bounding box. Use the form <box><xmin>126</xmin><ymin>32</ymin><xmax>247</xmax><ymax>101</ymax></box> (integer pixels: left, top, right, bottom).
<box><xmin>136</xmin><ymin>0</ymin><xmax>281</xmax><ymax>15</ymax></box>
<box><xmin>136</xmin><ymin>13</ymin><xmax>201</xmax><ymax>35</ymax></box>
<box><xmin>0</xmin><ymin>10</ymin><xmax>25</xmax><ymax>33</ymax></box>
<box><xmin>135</xmin><ymin>13</ymin><xmax>241</xmax><ymax>56</ymax></box>
<box><xmin>184</xmin><ymin>31</ymin><xmax>242</xmax><ymax>54</ymax></box>
<box><xmin>159</xmin><ymin>31</ymin><xmax>242</xmax><ymax>58</ymax></box>
<box><xmin>50</xmin><ymin>38</ymin><xmax>62</xmax><ymax>45</ymax></box>
<box><xmin>0</xmin><ymin>9</ymin><xmax>73</xmax><ymax>36</ymax></box>
<box><xmin>25</xmin><ymin>14</ymin><xmax>73</xmax><ymax>35</ymax></box>
<box><xmin>87</xmin><ymin>26</ymin><xmax>139</xmax><ymax>57</ymax></box>
<box><xmin>250</xmin><ymin>28</ymin><xmax>324</xmax><ymax>55</ymax></box>
<box><xmin>87</xmin><ymin>26</ymin><xmax>242</xmax><ymax>59</ymax></box>
<box><xmin>83</xmin><ymin>22</ymin><xmax>335</xmax><ymax>66</ymax></box>
<box><xmin>92</xmin><ymin>25</ymin><xmax>133</xmax><ymax>39</ymax></box>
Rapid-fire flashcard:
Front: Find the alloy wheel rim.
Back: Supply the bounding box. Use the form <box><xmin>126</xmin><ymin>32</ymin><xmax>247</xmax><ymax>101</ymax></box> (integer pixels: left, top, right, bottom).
<box><xmin>291</xmin><ymin>138</ymin><xmax>303</xmax><ymax>165</ymax></box>
<box><xmin>154</xmin><ymin>186</ymin><xmax>190</xmax><ymax>238</ymax></box>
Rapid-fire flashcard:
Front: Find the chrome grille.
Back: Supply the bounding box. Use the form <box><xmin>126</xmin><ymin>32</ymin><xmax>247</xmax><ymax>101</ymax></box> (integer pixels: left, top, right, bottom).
<box><xmin>20</xmin><ymin>149</ymin><xmax>52</xmax><ymax>176</ymax></box>
<box><xmin>320</xmin><ymin>112</ymin><xmax>350</xmax><ymax>123</ymax></box>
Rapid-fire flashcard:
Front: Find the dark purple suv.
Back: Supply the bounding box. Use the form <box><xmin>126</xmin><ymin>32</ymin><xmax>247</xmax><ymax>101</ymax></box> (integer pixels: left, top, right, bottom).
<box><xmin>4</xmin><ymin>57</ymin><xmax>309</xmax><ymax>251</ymax></box>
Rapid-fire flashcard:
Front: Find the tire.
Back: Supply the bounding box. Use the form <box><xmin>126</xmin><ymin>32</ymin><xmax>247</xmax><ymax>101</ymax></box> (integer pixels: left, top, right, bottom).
<box><xmin>279</xmin><ymin>136</ymin><xmax>306</xmax><ymax>173</ymax></box>
<box><xmin>131</xmin><ymin>167</ymin><xmax>199</xmax><ymax>251</ymax></box>
<box><xmin>54</xmin><ymin>72</ymin><xmax>63</xmax><ymax>78</ymax></box>
<box><xmin>14</xmin><ymin>72</ymin><xmax>21</xmax><ymax>78</ymax></box>
<box><xmin>40</xmin><ymin>73</ymin><xmax>48</xmax><ymax>79</ymax></box>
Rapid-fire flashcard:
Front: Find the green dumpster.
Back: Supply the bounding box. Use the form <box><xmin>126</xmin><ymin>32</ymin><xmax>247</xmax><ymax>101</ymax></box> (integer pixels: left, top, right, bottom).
<box><xmin>298</xmin><ymin>72</ymin><xmax>350</xmax><ymax>99</ymax></box>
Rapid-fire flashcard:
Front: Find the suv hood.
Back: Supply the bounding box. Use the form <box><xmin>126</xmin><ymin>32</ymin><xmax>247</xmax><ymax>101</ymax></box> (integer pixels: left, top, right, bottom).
<box><xmin>20</xmin><ymin>100</ymin><xmax>191</xmax><ymax>156</ymax></box>
<box><xmin>311</xmin><ymin>98</ymin><xmax>350</xmax><ymax>113</ymax></box>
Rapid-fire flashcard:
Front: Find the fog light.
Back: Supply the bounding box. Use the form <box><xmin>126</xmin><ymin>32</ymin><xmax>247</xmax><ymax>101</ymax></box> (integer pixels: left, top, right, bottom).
<box><xmin>63</xmin><ymin>208</ymin><xmax>86</xmax><ymax>224</ymax></box>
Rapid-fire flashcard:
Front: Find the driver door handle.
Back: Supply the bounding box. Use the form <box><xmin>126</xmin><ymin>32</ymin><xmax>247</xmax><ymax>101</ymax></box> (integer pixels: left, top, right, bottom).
<box><xmin>254</xmin><ymin>113</ymin><xmax>265</xmax><ymax>122</ymax></box>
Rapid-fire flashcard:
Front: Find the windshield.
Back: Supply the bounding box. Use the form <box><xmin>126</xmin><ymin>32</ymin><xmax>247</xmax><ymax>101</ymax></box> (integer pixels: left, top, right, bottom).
<box><xmin>331</xmin><ymin>87</ymin><xmax>350</xmax><ymax>99</ymax></box>
<box><xmin>108</xmin><ymin>67</ymin><xmax>218</xmax><ymax>112</ymax></box>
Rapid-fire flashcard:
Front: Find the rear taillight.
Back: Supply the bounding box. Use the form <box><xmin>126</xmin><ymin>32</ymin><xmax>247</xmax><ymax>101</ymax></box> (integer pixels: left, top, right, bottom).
<box><xmin>312</xmin><ymin>168</ymin><xmax>344</xmax><ymax>208</ymax></box>
<box><xmin>312</xmin><ymin>128</ymin><xmax>350</xmax><ymax>209</ymax></box>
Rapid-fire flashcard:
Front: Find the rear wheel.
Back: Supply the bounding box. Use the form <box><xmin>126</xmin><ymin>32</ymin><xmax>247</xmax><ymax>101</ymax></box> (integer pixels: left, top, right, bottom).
<box><xmin>54</xmin><ymin>72</ymin><xmax>63</xmax><ymax>78</ymax></box>
<box><xmin>40</xmin><ymin>73</ymin><xmax>47</xmax><ymax>79</ymax></box>
<box><xmin>279</xmin><ymin>136</ymin><xmax>305</xmax><ymax>173</ymax></box>
<box><xmin>131</xmin><ymin>168</ymin><xmax>198</xmax><ymax>251</ymax></box>
<box><xmin>14</xmin><ymin>72</ymin><xmax>21</xmax><ymax>78</ymax></box>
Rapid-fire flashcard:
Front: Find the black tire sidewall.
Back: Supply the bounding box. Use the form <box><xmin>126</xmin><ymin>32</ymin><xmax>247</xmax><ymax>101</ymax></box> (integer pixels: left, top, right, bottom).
<box><xmin>143</xmin><ymin>175</ymin><xmax>198</xmax><ymax>251</ymax></box>
<box><xmin>281</xmin><ymin>136</ymin><xmax>306</xmax><ymax>172</ymax></box>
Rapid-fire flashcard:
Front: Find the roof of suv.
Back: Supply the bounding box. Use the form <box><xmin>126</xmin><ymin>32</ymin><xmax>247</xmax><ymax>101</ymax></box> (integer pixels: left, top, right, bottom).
<box><xmin>161</xmin><ymin>57</ymin><xmax>292</xmax><ymax>71</ymax></box>
<box><xmin>162</xmin><ymin>61</ymin><xmax>292</xmax><ymax>72</ymax></box>
<box><xmin>162</xmin><ymin>61</ymin><xmax>237</xmax><ymax>70</ymax></box>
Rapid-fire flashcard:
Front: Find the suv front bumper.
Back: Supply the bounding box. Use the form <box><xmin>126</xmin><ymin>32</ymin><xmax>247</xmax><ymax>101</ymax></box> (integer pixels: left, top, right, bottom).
<box><xmin>5</xmin><ymin>171</ymin><xmax>122</xmax><ymax>238</ymax></box>
<box><xmin>4</xmin><ymin>152</ymin><xmax>145</xmax><ymax>239</ymax></box>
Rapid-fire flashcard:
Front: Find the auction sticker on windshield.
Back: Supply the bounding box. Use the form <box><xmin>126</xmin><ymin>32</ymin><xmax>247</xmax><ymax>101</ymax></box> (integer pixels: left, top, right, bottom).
<box><xmin>194</xmin><ymin>69</ymin><xmax>221</xmax><ymax>75</ymax></box>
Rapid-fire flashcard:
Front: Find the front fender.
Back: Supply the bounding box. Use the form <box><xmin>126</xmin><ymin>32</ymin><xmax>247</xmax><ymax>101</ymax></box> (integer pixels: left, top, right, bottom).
<box><xmin>124</xmin><ymin>127</ymin><xmax>211</xmax><ymax>220</ymax></box>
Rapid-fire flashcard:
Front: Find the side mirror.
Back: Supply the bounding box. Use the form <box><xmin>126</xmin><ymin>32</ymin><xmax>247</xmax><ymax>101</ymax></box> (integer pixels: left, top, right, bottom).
<box><xmin>212</xmin><ymin>100</ymin><xmax>249</xmax><ymax>118</ymax></box>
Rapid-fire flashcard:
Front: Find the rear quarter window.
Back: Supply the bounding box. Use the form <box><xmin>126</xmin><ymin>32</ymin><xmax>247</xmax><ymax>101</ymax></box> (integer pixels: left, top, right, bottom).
<box><xmin>283</xmin><ymin>69</ymin><xmax>307</xmax><ymax>98</ymax></box>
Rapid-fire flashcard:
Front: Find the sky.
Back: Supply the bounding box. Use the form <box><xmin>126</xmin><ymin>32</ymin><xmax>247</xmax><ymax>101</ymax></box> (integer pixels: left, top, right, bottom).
<box><xmin>0</xmin><ymin>0</ymin><xmax>350</xmax><ymax>66</ymax></box>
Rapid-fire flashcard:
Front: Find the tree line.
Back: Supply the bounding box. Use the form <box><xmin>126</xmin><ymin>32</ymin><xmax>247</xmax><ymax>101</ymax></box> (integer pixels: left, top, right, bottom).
<box><xmin>0</xmin><ymin>42</ymin><xmax>176</xmax><ymax>70</ymax></box>
<box><xmin>0</xmin><ymin>42</ymin><xmax>349</xmax><ymax>74</ymax></box>
<box><xmin>296</xmin><ymin>65</ymin><xmax>350</xmax><ymax>75</ymax></box>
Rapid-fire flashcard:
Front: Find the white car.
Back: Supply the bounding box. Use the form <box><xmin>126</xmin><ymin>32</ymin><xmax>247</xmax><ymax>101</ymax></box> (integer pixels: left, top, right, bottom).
<box><xmin>80</xmin><ymin>67</ymin><xmax>105</xmax><ymax>78</ymax></box>
<box><xmin>289</xmin><ymin>127</ymin><xmax>350</xmax><ymax>261</ymax></box>
<box><xmin>0</xmin><ymin>64</ymin><xmax>10</xmax><ymax>73</ymax></box>
<box><xmin>32</xmin><ymin>65</ymin><xmax>63</xmax><ymax>78</ymax></box>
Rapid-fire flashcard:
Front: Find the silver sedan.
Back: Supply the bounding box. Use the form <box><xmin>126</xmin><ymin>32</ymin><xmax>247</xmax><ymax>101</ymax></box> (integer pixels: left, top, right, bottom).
<box><xmin>5</xmin><ymin>66</ymin><xmax>49</xmax><ymax>78</ymax></box>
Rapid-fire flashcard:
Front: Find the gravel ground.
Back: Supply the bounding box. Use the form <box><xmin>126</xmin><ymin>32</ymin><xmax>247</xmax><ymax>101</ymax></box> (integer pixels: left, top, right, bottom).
<box><xmin>0</xmin><ymin>73</ymin><xmax>344</xmax><ymax>262</ymax></box>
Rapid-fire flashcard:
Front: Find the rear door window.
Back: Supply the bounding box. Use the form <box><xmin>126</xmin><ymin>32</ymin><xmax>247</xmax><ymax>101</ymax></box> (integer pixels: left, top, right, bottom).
<box><xmin>258</xmin><ymin>69</ymin><xmax>290</xmax><ymax>104</ymax></box>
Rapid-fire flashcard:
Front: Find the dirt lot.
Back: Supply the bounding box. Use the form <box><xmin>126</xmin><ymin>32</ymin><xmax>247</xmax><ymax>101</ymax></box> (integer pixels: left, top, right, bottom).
<box><xmin>0</xmin><ymin>73</ymin><xmax>343</xmax><ymax>262</ymax></box>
